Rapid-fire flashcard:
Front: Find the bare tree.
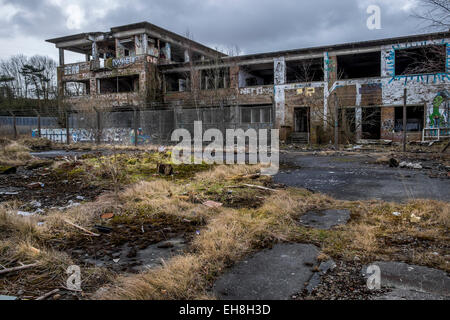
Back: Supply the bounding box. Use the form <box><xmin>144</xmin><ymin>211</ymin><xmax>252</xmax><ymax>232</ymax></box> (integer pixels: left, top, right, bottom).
<box><xmin>412</xmin><ymin>0</ymin><xmax>450</xmax><ymax>31</ymax></box>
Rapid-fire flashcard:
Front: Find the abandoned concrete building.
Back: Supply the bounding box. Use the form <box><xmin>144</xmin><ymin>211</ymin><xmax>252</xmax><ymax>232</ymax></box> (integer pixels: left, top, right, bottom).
<box><xmin>46</xmin><ymin>22</ymin><xmax>450</xmax><ymax>144</ymax></box>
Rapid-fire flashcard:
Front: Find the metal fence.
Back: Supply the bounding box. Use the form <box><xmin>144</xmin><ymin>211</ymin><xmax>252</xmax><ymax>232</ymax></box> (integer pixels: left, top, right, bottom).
<box><xmin>0</xmin><ymin>105</ymin><xmax>274</xmax><ymax>145</ymax></box>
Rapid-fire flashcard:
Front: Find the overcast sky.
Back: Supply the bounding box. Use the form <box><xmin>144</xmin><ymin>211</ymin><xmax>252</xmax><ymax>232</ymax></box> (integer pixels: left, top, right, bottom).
<box><xmin>0</xmin><ymin>0</ymin><xmax>438</xmax><ymax>63</ymax></box>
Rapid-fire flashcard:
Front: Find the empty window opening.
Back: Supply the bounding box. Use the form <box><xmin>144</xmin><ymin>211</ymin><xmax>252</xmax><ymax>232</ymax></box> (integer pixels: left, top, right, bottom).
<box><xmin>98</xmin><ymin>75</ymin><xmax>139</xmax><ymax>94</ymax></box>
<box><xmin>239</xmin><ymin>63</ymin><xmax>274</xmax><ymax>87</ymax></box>
<box><xmin>394</xmin><ymin>106</ymin><xmax>424</xmax><ymax>132</ymax></box>
<box><xmin>64</xmin><ymin>81</ymin><xmax>90</xmax><ymax>96</ymax></box>
<box><xmin>286</xmin><ymin>58</ymin><xmax>324</xmax><ymax>83</ymax></box>
<box><xmin>170</xmin><ymin>45</ymin><xmax>187</xmax><ymax>63</ymax></box>
<box><xmin>165</xmin><ymin>72</ymin><xmax>190</xmax><ymax>92</ymax></box>
<box><xmin>362</xmin><ymin>107</ymin><xmax>381</xmax><ymax>139</ymax></box>
<box><xmin>118</xmin><ymin>38</ymin><xmax>136</xmax><ymax>57</ymax></box>
<box><xmin>337</xmin><ymin>51</ymin><xmax>381</xmax><ymax>79</ymax></box>
<box><xmin>241</xmin><ymin>106</ymin><xmax>272</xmax><ymax>124</ymax></box>
<box><xmin>201</xmin><ymin>68</ymin><xmax>230</xmax><ymax>90</ymax></box>
<box><xmin>395</xmin><ymin>45</ymin><xmax>446</xmax><ymax>75</ymax></box>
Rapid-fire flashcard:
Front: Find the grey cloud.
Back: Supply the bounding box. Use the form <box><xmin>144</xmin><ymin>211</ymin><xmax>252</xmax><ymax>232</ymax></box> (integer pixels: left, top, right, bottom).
<box><xmin>0</xmin><ymin>0</ymin><xmax>430</xmax><ymax>59</ymax></box>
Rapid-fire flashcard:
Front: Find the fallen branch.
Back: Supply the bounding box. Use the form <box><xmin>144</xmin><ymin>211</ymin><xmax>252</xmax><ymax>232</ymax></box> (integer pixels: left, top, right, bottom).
<box><xmin>242</xmin><ymin>184</ymin><xmax>278</xmax><ymax>192</ymax></box>
<box><xmin>35</xmin><ymin>289</ymin><xmax>60</xmax><ymax>301</ymax></box>
<box><xmin>63</xmin><ymin>219</ymin><xmax>100</xmax><ymax>237</ymax></box>
<box><xmin>0</xmin><ymin>263</ymin><xmax>39</xmax><ymax>275</ymax></box>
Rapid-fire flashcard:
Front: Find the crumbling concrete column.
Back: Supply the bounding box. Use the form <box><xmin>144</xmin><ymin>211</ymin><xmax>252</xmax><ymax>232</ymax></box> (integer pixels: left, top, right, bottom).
<box><xmin>274</xmin><ymin>57</ymin><xmax>286</xmax><ymax>131</ymax></box>
<box><xmin>92</xmin><ymin>41</ymin><xmax>98</xmax><ymax>60</ymax></box>
<box><xmin>59</xmin><ymin>48</ymin><xmax>65</xmax><ymax>66</ymax></box>
<box><xmin>356</xmin><ymin>107</ymin><xmax>362</xmax><ymax>140</ymax></box>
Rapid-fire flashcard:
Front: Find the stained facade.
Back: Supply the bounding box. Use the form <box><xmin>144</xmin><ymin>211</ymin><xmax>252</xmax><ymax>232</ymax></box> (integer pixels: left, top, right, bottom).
<box><xmin>47</xmin><ymin>22</ymin><xmax>450</xmax><ymax>144</ymax></box>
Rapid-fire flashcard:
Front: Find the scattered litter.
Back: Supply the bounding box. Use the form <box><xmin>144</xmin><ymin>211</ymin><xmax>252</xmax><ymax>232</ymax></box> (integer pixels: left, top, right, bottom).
<box><xmin>203</xmin><ymin>200</ymin><xmax>223</xmax><ymax>209</ymax></box>
<box><xmin>392</xmin><ymin>212</ymin><xmax>402</xmax><ymax>217</ymax></box>
<box><xmin>101</xmin><ymin>213</ymin><xmax>114</xmax><ymax>220</ymax></box>
<box><xmin>410</xmin><ymin>213</ymin><xmax>421</xmax><ymax>223</ymax></box>
<box><xmin>76</xmin><ymin>196</ymin><xmax>85</xmax><ymax>201</ymax></box>
<box><xmin>158</xmin><ymin>146</ymin><xmax>166</xmax><ymax>153</ymax></box>
<box><xmin>196</xmin><ymin>230</ymin><xmax>201</xmax><ymax>235</ymax></box>
<box><xmin>58</xmin><ymin>200</ymin><xmax>81</xmax><ymax>211</ymax></box>
<box><xmin>0</xmin><ymin>191</ymin><xmax>19</xmax><ymax>195</ymax></box>
<box><xmin>30</xmin><ymin>200</ymin><xmax>42</xmax><ymax>208</ymax></box>
<box><xmin>113</xmin><ymin>258</ymin><xmax>120</xmax><ymax>264</ymax></box>
<box><xmin>27</xmin><ymin>182</ymin><xmax>45</xmax><ymax>189</ymax></box>
<box><xmin>399</xmin><ymin>162</ymin><xmax>423</xmax><ymax>169</ymax></box>
<box><xmin>17</xmin><ymin>211</ymin><xmax>35</xmax><ymax>217</ymax></box>
<box><xmin>37</xmin><ymin>222</ymin><xmax>45</xmax><ymax>227</ymax></box>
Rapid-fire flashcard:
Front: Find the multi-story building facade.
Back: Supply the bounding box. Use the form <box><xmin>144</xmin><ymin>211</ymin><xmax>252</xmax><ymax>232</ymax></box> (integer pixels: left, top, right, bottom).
<box><xmin>47</xmin><ymin>22</ymin><xmax>449</xmax><ymax>144</ymax></box>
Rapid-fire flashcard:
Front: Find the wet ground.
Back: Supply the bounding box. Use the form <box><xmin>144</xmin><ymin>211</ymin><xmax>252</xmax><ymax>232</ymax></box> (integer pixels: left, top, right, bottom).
<box><xmin>275</xmin><ymin>153</ymin><xmax>450</xmax><ymax>202</ymax></box>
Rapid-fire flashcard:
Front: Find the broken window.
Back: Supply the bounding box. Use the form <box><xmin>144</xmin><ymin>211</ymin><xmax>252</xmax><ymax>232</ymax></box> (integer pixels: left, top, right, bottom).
<box><xmin>98</xmin><ymin>75</ymin><xmax>139</xmax><ymax>94</ymax></box>
<box><xmin>239</xmin><ymin>63</ymin><xmax>274</xmax><ymax>87</ymax></box>
<box><xmin>64</xmin><ymin>81</ymin><xmax>90</xmax><ymax>96</ymax></box>
<box><xmin>337</xmin><ymin>51</ymin><xmax>381</xmax><ymax>79</ymax></box>
<box><xmin>201</xmin><ymin>68</ymin><xmax>230</xmax><ymax>90</ymax></box>
<box><xmin>241</xmin><ymin>106</ymin><xmax>272</xmax><ymax>124</ymax></box>
<box><xmin>394</xmin><ymin>106</ymin><xmax>424</xmax><ymax>132</ymax></box>
<box><xmin>286</xmin><ymin>58</ymin><xmax>324</xmax><ymax>83</ymax></box>
<box><xmin>395</xmin><ymin>45</ymin><xmax>446</xmax><ymax>75</ymax></box>
<box><xmin>165</xmin><ymin>72</ymin><xmax>190</xmax><ymax>92</ymax></box>
<box><xmin>117</xmin><ymin>38</ymin><xmax>136</xmax><ymax>58</ymax></box>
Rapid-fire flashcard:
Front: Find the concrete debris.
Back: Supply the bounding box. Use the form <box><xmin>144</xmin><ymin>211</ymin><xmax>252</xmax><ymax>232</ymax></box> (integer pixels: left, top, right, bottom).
<box><xmin>399</xmin><ymin>162</ymin><xmax>422</xmax><ymax>169</ymax></box>
<box><xmin>17</xmin><ymin>211</ymin><xmax>35</xmax><ymax>217</ymax></box>
<box><xmin>410</xmin><ymin>214</ymin><xmax>421</xmax><ymax>223</ymax></box>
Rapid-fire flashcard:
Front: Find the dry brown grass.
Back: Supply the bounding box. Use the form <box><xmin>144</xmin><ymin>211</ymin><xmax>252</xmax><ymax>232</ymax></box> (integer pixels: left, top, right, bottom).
<box><xmin>0</xmin><ymin>141</ymin><xmax>33</xmax><ymax>166</ymax></box>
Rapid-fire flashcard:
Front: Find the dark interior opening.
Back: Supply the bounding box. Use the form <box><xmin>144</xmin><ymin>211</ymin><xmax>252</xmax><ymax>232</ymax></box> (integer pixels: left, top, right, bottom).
<box><xmin>395</xmin><ymin>45</ymin><xmax>446</xmax><ymax>75</ymax></box>
<box><xmin>239</xmin><ymin>63</ymin><xmax>274</xmax><ymax>87</ymax></box>
<box><xmin>362</xmin><ymin>106</ymin><xmax>381</xmax><ymax>139</ymax></box>
<box><xmin>286</xmin><ymin>58</ymin><xmax>324</xmax><ymax>83</ymax></box>
<box><xmin>394</xmin><ymin>105</ymin><xmax>424</xmax><ymax>132</ymax></box>
<box><xmin>337</xmin><ymin>51</ymin><xmax>381</xmax><ymax>79</ymax></box>
<box><xmin>98</xmin><ymin>75</ymin><xmax>139</xmax><ymax>94</ymax></box>
<box><xmin>165</xmin><ymin>72</ymin><xmax>190</xmax><ymax>92</ymax></box>
<box><xmin>294</xmin><ymin>108</ymin><xmax>310</xmax><ymax>132</ymax></box>
<box><xmin>201</xmin><ymin>68</ymin><xmax>230</xmax><ymax>90</ymax></box>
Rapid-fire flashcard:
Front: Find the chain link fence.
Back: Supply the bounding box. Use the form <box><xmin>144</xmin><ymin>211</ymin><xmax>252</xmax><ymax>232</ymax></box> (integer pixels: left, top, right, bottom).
<box><xmin>0</xmin><ymin>105</ymin><xmax>274</xmax><ymax>145</ymax></box>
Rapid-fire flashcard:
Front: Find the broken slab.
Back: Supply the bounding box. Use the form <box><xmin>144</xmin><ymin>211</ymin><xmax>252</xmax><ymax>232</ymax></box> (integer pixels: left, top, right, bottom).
<box><xmin>362</xmin><ymin>261</ymin><xmax>450</xmax><ymax>299</ymax></box>
<box><xmin>213</xmin><ymin>244</ymin><xmax>319</xmax><ymax>300</ymax></box>
<box><xmin>299</xmin><ymin>209</ymin><xmax>351</xmax><ymax>230</ymax></box>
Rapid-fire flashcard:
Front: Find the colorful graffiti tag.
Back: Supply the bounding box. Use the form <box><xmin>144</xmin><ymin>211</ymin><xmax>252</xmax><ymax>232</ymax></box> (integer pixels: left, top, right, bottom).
<box><xmin>429</xmin><ymin>90</ymin><xmax>449</xmax><ymax>128</ymax></box>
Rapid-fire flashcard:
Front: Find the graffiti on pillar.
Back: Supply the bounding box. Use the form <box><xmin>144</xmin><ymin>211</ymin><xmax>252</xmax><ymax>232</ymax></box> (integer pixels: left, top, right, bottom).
<box><xmin>274</xmin><ymin>57</ymin><xmax>286</xmax><ymax>85</ymax></box>
<box><xmin>429</xmin><ymin>90</ymin><xmax>449</xmax><ymax>128</ymax></box>
<box><xmin>324</xmin><ymin>52</ymin><xmax>336</xmax><ymax>79</ymax></box>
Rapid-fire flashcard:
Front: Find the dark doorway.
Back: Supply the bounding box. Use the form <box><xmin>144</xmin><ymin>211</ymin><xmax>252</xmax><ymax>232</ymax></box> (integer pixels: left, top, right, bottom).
<box><xmin>294</xmin><ymin>107</ymin><xmax>310</xmax><ymax>133</ymax></box>
<box><xmin>362</xmin><ymin>107</ymin><xmax>381</xmax><ymax>139</ymax></box>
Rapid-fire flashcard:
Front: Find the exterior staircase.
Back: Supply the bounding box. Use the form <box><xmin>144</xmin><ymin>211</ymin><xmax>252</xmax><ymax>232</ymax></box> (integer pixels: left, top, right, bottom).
<box><xmin>290</xmin><ymin>132</ymin><xmax>309</xmax><ymax>144</ymax></box>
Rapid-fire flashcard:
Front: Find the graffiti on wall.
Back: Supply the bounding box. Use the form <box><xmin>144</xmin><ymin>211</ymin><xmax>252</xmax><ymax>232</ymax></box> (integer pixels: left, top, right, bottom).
<box><xmin>429</xmin><ymin>90</ymin><xmax>449</xmax><ymax>128</ymax></box>
<box><xmin>387</xmin><ymin>40</ymin><xmax>450</xmax><ymax>85</ymax></box>
<box><xmin>296</xmin><ymin>87</ymin><xmax>316</xmax><ymax>96</ymax></box>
